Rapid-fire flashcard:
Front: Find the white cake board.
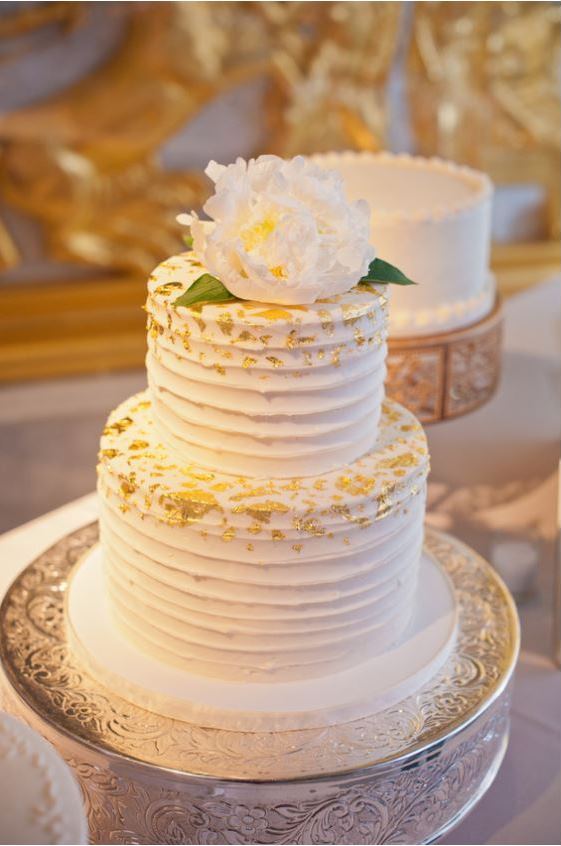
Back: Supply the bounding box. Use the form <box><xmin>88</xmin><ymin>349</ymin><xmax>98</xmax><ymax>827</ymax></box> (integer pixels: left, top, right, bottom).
<box><xmin>67</xmin><ymin>546</ymin><xmax>458</xmax><ymax>732</ymax></box>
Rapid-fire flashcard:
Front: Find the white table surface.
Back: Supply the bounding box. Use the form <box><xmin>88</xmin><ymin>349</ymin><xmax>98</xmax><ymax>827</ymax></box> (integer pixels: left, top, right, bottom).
<box><xmin>1</xmin><ymin>277</ymin><xmax>560</xmax><ymax>845</ymax></box>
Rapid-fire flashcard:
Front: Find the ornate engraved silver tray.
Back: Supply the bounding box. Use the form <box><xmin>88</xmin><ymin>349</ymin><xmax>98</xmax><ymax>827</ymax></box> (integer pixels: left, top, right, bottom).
<box><xmin>0</xmin><ymin>523</ymin><xmax>519</xmax><ymax>845</ymax></box>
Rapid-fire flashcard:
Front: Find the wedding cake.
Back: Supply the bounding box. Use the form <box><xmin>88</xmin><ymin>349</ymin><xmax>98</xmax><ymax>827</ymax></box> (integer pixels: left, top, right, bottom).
<box><xmin>312</xmin><ymin>152</ymin><xmax>494</xmax><ymax>337</ymax></box>
<box><xmin>93</xmin><ymin>155</ymin><xmax>437</xmax><ymax>711</ymax></box>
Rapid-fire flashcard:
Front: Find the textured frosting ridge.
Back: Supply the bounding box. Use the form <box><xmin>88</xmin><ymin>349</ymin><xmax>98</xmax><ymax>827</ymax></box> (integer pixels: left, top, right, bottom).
<box><xmin>98</xmin><ymin>392</ymin><xmax>428</xmax><ymax>683</ymax></box>
<box><xmin>145</xmin><ymin>252</ymin><xmax>388</xmax><ymax>477</ymax></box>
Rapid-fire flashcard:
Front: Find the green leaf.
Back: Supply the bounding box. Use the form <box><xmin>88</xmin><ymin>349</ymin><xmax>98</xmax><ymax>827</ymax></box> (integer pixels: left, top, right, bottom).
<box><xmin>182</xmin><ymin>232</ymin><xmax>194</xmax><ymax>249</ymax></box>
<box><xmin>173</xmin><ymin>274</ymin><xmax>237</xmax><ymax>308</ymax></box>
<box><xmin>360</xmin><ymin>258</ymin><xmax>416</xmax><ymax>286</ymax></box>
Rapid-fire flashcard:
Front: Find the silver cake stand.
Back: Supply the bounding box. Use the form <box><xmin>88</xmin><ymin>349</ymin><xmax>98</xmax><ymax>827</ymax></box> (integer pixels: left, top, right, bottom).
<box><xmin>0</xmin><ymin>523</ymin><xmax>519</xmax><ymax>845</ymax></box>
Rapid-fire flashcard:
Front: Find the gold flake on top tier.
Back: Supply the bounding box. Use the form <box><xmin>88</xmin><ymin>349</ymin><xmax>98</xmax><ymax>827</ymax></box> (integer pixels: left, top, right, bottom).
<box><xmin>216</xmin><ymin>313</ymin><xmax>234</xmax><ymax>336</ymax></box>
<box><xmin>318</xmin><ymin>310</ymin><xmax>335</xmax><ymax>336</ymax></box>
<box><xmin>285</xmin><ymin>330</ymin><xmax>317</xmax><ymax>349</ymax></box>
<box><xmin>155</xmin><ymin>281</ymin><xmax>183</xmax><ymax>296</ymax></box>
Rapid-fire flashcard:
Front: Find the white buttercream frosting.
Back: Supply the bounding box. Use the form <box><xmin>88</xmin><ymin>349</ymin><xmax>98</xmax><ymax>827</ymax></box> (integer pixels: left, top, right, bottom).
<box><xmin>312</xmin><ymin>151</ymin><xmax>494</xmax><ymax>336</ymax></box>
<box><xmin>145</xmin><ymin>251</ymin><xmax>389</xmax><ymax>477</ymax></box>
<box><xmin>94</xmin><ymin>153</ymin><xmax>436</xmax><ymax>692</ymax></box>
<box><xmin>97</xmin><ymin>392</ymin><xmax>428</xmax><ymax>683</ymax></box>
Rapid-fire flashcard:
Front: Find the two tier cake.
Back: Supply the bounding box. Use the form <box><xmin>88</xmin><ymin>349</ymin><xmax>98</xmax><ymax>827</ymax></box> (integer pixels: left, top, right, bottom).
<box><xmin>80</xmin><ymin>155</ymin><xmax>455</xmax><ymax>729</ymax></box>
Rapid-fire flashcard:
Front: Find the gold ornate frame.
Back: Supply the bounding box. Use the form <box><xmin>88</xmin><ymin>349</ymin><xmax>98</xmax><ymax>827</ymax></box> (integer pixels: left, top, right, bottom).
<box><xmin>0</xmin><ymin>1</ymin><xmax>558</xmax><ymax>382</ymax></box>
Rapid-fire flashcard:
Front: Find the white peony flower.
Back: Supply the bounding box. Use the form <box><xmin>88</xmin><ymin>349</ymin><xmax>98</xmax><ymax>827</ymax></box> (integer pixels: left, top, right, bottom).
<box><xmin>177</xmin><ymin>155</ymin><xmax>375</xmax><ymax>305</ymax></box>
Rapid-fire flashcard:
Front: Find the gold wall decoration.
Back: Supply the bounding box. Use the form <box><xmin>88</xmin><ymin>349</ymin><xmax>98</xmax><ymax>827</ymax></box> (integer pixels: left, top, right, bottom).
<box><xmin>409</xmin><ymin>1</ymin><xmax>560</xmax><ymax>236</ymax></box>
<box><xmin>0</xmin><ymin>1</ymin><xmax>558</xmax><ymax>381</ymax></box>
<box><xmin>263</xmin><ymin>2</ymin><xmax>402</xmax><ymax>156</ymax></box>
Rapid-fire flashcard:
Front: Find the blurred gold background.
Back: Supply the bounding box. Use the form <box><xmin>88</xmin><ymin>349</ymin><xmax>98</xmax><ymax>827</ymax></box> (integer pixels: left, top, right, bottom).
<box><xmin>1</xmin><ymin>0</ymin><xmax>559</xmax><ymax>381</ymax></box>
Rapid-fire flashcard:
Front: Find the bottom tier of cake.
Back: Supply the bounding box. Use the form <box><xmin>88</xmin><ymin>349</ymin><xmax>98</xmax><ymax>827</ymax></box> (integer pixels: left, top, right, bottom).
<box><xmin>97</xmin><ymin>392</ymin><xmax>429</xmax><ymax>683</ymax></box>
<box><xmin>67</xmin><ymin>542</ymin><xmax>457</xmax><ymax>731</ymax></box>
<box><xmin>0</xmin><ymin>523</ymin><xmax>519</xmax><ymax>845</ymax></box>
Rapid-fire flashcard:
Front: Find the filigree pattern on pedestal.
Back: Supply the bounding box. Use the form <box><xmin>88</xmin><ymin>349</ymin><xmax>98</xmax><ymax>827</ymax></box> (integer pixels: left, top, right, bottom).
<box><xmin>386</xmin><ymin>348</ymin><xmax>445</xmax><ymax>422</ymax></box>
<box><xmin>0</xmin><ymin>522</ymin><xmax>518</xmax><ymax>844</ymax></box>
<box><xmin>0</xmin><ymin>523</ymin><xmax>517</xmax><ymax>780</ymax></box>
<box><xmin>55</xmin><ymin>697</ymin><xmax>509</xmax><ymax>845</ymax></box>
<box><xmin>386</xmin><ymin>300</ymin><xmax>503</xmax><ymax>423</ymax></box>
<box><xmin>445</xmin><ymin>321</ymin><xmax>502</xmax><ymax>417</ymax></box>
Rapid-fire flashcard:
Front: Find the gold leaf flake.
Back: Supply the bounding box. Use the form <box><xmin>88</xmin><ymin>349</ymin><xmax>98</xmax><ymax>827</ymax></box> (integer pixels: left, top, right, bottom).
<box><xmin>211</xmin><ymin>482</ymin><xmax>233</xmax><ymax>492</ymax></box>
<box><xmin>354</xmin><ymin>328</ymin><xmax>366</xmax><ymax>347</ymax></box>
<box><xmin>237</xmin><ymin>330</ymin><xmax>256</xmax><ymax>343</ymax></box>
<box><xmin>281</xmin><ymin>479</ymin><xmax>302</xmax><ymax>492</ymax></box>
<box><xmin>379</xmin><ymin>452</ymin><xmax>418</xmax><ymax>469</ymax></box>
<box><xmin>331</xmin><ymin>345</ymin><xmax>343</xmax><ymax>367</ymax></box>
<box><xmin>232</xmin><ymin>500</ymin><xmax>290</xmax><ymax>524</ymax></box>
<box><xmin>216</xmin><ymin>312</ymin><xmax>234</xmax><ymax>336</ymax></box>
<box><xmin>318</xmin><ymin>309</ymin><xmax>335</xmax><ymax>336</ymax></box>
<box><xmin>183</xmin><ymin>469</ymin><xmax>215</xmax><ymax>481</ymax></box>
<box><xmin>254</xmin><ymin>308</ymin><xmax>297</xmax><ymax>321</ymax></box>
<box><xmin>286</xmin><ymin>330</ymin><xmax>317</xmax><ymax>349</ymax></box>
<box><xmin>341</xmin><ymin>303</ymin><xmax>363</xmax><ymax>326</ymax></box>
<box><xmin>130</xmin><ymin>400</ymin><xmax>151</xmax><ymax>412</ymax></box>
<box><xmin>266</xmin><ymin>356</ymin><xmax>284</xmax><ymax>368</ymax></box>
<box><xmin>335</xmin><ymin>474</ymin><xmax>376</xmax><ymax>496</ymax></box>
<box><xmin>104</xmin><ymin>416</ymin><xmax>133</xmax><ymax>436</ymax></box>
<box><xmin>155</xmin><ymin>281</ymin><xmax>183</xmax><ymax>296</ymax></box>
<box><xmin>159</xmin><ymin>490</ymin><xmax>220</xmax><ymax>525</ymax></box>
<box><xmin>120</xmin><ymin>473</ymin><xmax>137</xmax><ymax>498</ymax></box>
<box><xmin>293</xmin><ymin>517</ymin><xmax>325</xmax><ymax>536</ymax></box>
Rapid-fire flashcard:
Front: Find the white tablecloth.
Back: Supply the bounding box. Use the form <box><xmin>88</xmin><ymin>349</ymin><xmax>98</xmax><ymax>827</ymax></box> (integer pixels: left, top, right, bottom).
<box><xmin>1</xmin><ymin>277</ymin><xmax>560</xmax><ymax>844</ymax></box>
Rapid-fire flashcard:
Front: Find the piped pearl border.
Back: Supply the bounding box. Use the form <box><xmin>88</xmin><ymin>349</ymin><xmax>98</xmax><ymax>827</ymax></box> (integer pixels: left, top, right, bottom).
<box><xmin>311</xmin><ymin>151</ymin><xmax>493</xmax><ymax>223</ymax></box>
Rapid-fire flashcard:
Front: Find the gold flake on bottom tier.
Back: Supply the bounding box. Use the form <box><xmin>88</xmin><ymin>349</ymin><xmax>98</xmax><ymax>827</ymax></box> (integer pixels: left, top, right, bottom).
<box><xmin>97</xmin><ymin>392</ymin><xmax>429</xmax><ymax>683</ymax></box>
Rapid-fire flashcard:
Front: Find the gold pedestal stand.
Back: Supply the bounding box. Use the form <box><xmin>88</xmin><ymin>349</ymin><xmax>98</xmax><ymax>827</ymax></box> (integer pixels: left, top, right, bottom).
<box><xmin>386</xmin><ymin>299</ymin><xmax>503</xmax><ymax>423</ymax></box>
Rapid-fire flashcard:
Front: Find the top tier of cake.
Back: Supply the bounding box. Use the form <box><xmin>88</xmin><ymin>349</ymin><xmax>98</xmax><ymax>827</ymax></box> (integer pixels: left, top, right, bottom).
<box><xmin>146</xmin><ymin>252</ymin><xmax>388</xmax><ymax>478</ymax></box>
<box><xmin>313</xmin><ymin>152</ymin><xmax>494</xmax><ymax>337</ymax></box>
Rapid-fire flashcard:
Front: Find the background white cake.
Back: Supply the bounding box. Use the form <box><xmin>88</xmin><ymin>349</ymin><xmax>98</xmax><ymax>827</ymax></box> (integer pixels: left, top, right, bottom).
<box><xmin>313</xmin><ymin>151</ymin><xmax>494</xmax><ymax>337</ymax></box>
